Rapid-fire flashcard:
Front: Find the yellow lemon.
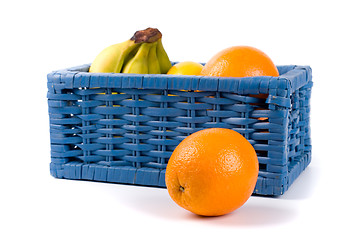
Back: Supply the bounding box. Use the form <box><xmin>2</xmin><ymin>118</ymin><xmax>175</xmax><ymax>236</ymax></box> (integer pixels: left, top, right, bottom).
<box><xmin>167</xmin><ymin>61</ymin><xmax>203</xmax><ymax>75</ymax></box>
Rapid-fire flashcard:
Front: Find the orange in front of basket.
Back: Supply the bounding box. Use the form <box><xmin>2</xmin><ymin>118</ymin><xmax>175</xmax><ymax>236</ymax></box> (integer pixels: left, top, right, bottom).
<box><xmin>165</xmin><ymin>128</ymin><xmax>259</xmax><ymax>216</ymax></box>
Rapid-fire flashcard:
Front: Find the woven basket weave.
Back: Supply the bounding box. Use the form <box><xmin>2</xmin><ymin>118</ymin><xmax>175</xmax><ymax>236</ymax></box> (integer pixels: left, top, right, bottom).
<box><xmin>47</xmin><ymin>63</ymin><xmax>312</xmax><ymax>195</ymax></box>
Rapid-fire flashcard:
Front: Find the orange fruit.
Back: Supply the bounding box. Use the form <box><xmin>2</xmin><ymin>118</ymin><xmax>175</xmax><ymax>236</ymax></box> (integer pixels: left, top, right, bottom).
<box><xmin>200</xmin><ymin>46</ymin><xmax>279</xmax><ymax>77</ymax></box>
<box><xmin>167</xmin><ymin>61</ymin><xmax>203</xmax><ymax>75</ymax></box>
<box><xmin>165</xmin><ymin>128</ymin><xmax>259</xmax><ymax>216</ymax></box>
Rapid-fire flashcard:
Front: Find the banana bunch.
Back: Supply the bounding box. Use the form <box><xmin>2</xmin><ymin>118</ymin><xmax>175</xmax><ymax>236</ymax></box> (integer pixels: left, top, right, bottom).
<box><xmin>89</xmin><ymin>28</ymin><xmax>172</xmax><ymax>74</ymax></box>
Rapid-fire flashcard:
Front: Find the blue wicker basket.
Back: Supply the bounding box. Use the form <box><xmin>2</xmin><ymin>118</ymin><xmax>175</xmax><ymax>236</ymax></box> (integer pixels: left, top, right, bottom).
<box><xmin>47</xmin><ymin>63</ymin><xmax>312</xmax><ymax>196</ymax></box>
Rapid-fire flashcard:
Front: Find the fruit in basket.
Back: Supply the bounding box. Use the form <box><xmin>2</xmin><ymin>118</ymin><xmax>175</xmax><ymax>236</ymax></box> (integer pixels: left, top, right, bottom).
<box><xmin>147</xmin><ymin>41</ymin><xmax>161</xmax><ymax>74</ymax></box>
<box><xmin>122</xmin><ymin>43</ymin><xmax>151</xmax><ymax>74</ymax></box>
<box><xmin>156</xmin><ymin>38</ymin><xmax>173</xmax><ymax>74</ymax></box>
<box><xmin>165</xmin><ymin>128</ymin><xmax>259</xmax><ymax>216</ymax></box>
<box><xmin>167</xmin><ymin>61</ymin><xmax>203</xmax><ymax>75</ymax></box>
<box><xmin>200</xmin><ymin>46</ymin><xmax>279</xmax><ymax>78</ymax></box>
<box><xmin>89</xmin><ymin>28</ymin><xmax>172</xmax><ymax>74</ymax></box>
<box><xmin>89</xmin><ymin>40</ymin><xmax>138</xmax><ymax>73</ymax></box>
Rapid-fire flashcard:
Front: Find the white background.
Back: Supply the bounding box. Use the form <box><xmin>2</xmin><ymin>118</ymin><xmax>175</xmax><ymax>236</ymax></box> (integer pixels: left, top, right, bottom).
<box><xmin>1</xmin><ymin>0</ymin><xmax>353</xmax><ymax>239</ymax></box>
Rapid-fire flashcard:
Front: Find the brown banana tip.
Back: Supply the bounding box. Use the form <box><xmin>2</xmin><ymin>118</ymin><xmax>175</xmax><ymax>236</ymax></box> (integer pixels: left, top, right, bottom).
<box><xmin>131</xmin><ymin>27</ymin><xmax>162</xmax><ymax>43</ymax></box>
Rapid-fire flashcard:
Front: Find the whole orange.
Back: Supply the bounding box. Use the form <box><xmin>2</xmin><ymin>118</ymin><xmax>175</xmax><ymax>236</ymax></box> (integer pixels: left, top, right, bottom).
<box><xmin>165</xmin><ymin>128</ymin><xmax>259</xmax><ymax>216</ymax></box>
<box><xmin>200</xmin><ymin>46</ymin><xmax>279</xmax><ymax>77</ymax></box>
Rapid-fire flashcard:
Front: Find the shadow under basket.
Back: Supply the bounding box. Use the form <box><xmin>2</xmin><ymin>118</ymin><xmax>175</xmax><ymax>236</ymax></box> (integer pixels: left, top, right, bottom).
<box><xmin>47</xmin><ymin>63</ymin><xmax>312</xmax><ymax>196</ymax></box>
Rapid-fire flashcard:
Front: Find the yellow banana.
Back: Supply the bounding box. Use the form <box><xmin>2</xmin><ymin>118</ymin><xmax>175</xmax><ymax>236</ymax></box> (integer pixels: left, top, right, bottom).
<box><xmin>122</xmin><ymin>43</ymin><xmax>151</xmax><ymax>74</ymax></box>
<box><xmin>89</xmin><ymin>40</ymin><xmax>140</xmax><ymax>73</ymax></box>
<box><xmin>89</xmin><ymin>28</ymin><xmax>171</xmax><ymax>74</ymax></box>
<box><xmin>148</xmin><ymin>42</ymin><xmax>161</xmax><ymax>74</ymax></box>
<box><xmin>156</xmin><ymin>38</ymin><xmax>172</xmax><ymax>74</ymax></box>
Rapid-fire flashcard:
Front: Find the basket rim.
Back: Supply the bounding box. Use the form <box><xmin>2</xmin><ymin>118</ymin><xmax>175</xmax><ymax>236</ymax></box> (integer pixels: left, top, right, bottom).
<box><xmin>47</xmin><ymin>63</ymin><xmax>312</xmax><ymax>95</ymax></box>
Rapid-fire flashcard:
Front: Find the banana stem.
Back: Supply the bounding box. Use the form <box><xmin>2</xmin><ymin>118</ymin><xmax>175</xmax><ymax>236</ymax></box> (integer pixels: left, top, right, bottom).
<box><xmin>131</xmin><ymin>27</ymin><xmax>162</xmax><ymax>43</ymax></box>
